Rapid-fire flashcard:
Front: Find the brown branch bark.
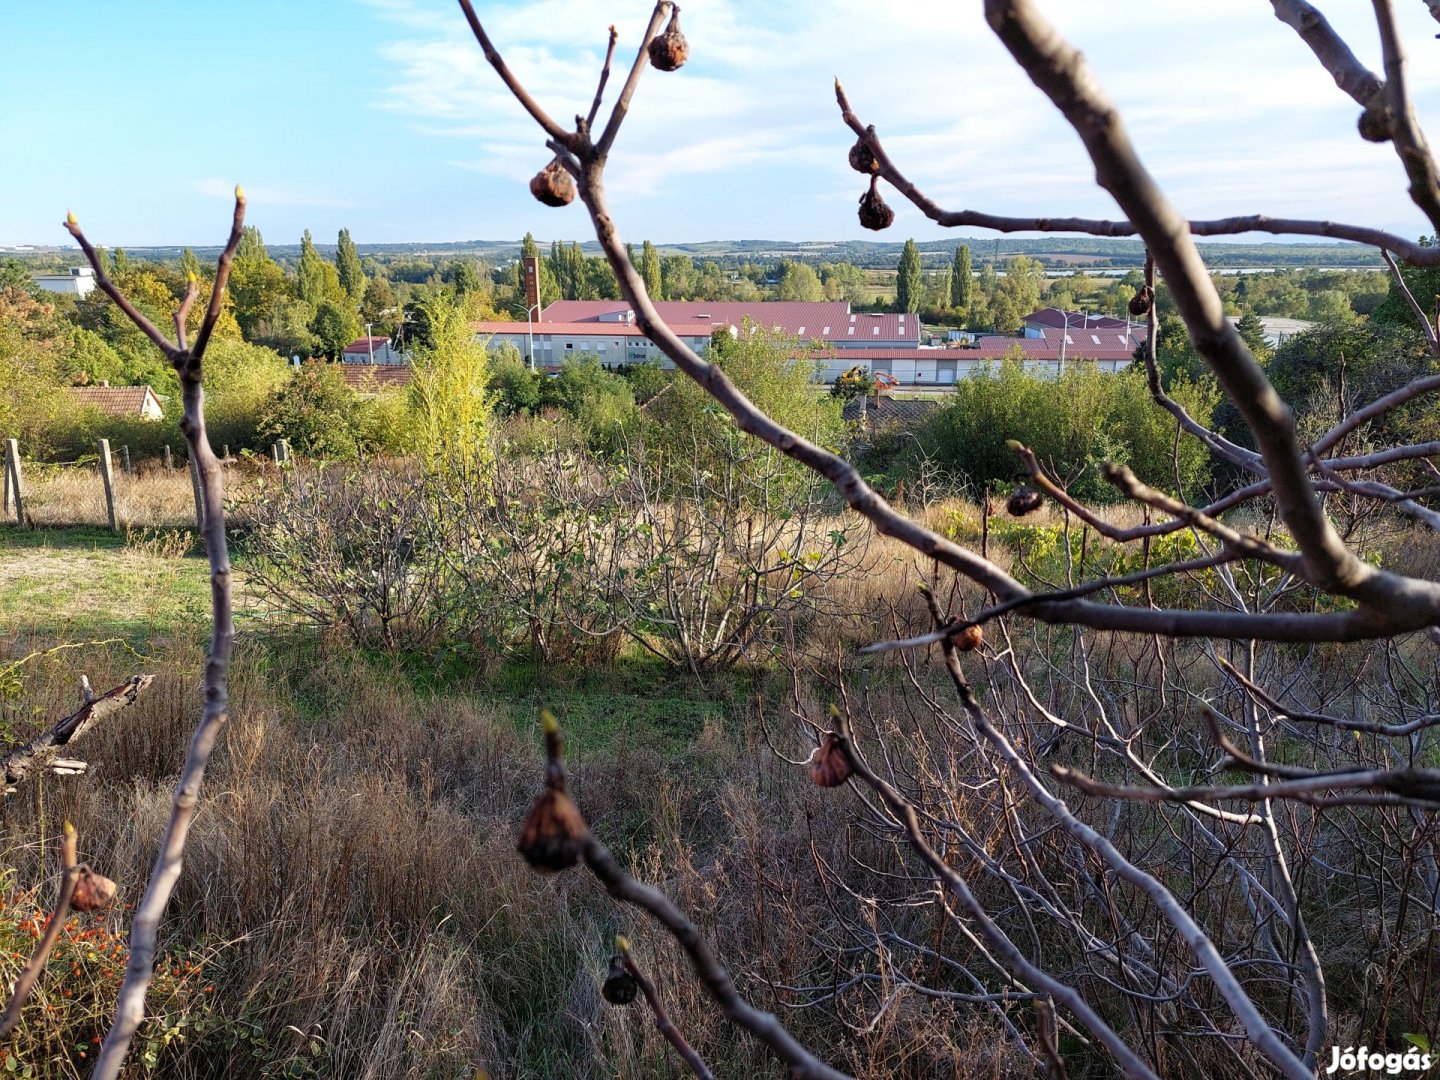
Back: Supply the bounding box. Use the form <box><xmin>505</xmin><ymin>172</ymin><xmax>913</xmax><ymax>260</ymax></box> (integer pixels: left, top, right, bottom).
<box><xmin>73</xmin><ymin>194</ymin><xmax>246</xmax><ymax>1080</ymax></box>
<box><xmin>1268</xmin><ymin>0</ymin><xmax>1385</xmax><ymax>107</ymax></box>
<box><xmin>833</xmin><ymin>82</ymin><xmax>1440</xmax><ymax>266</ymax></box>
<box><xmin>0</xmin><ymin>824</ymin><xmax>79</xmax><ymax>1040</ymax></box>
<box><xmin>616</xmin><ymin>939</ymin><xmax>716</xmax><ymax>1080</ymax></box>
<box><xmin>2</xmin><ymin>674</ymin><xmax>154</xmax><ymax>794</ymax></box>
<box><xmin>1373</xmin><ymin>0</ymin><xmax>1440</xmax><ymax>232</ymax></box>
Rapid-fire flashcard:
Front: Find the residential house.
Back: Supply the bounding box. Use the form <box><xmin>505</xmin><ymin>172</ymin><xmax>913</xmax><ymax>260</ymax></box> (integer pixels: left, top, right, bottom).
<box><xmin>67</xmin><ymin>384</ymin><xmax>167</xmax><ymax>420</ymax></box>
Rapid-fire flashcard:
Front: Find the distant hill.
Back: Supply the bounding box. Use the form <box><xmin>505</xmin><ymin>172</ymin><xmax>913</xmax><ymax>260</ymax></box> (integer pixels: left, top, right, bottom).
<box><xmin>10</xmin><ymin>236</ymin><xmax>1387</xmax><ymax>271</ymax></box>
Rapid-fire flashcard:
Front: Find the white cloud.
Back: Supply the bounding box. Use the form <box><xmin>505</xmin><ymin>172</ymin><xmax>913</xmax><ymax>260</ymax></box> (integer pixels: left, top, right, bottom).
<box><xmin>363</xmin><ymin>0</ymin><xmax>1440</xmax><ymax>240</ymax></box>
<box><xmin>192</xmin><ymin>178</ymin><xmax>365</xmax><ymax>211</ymax></box>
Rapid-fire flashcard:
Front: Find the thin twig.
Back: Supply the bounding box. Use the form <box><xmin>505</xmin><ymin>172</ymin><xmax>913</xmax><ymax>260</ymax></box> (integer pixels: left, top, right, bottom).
<box><xmin>1218</xmin><ymin>655</ymin><xmax>1440</xmax><ymax>735</ymax></box>
<box><xmin>616</xmin><ymin>938</ymin><xmax>716</xmax><ymax>1080</ymax></box>
<box><xmin>84</xmin><ymin>191</ymin><xmax>247</xmax><ymax>1080</ymax></box>
<box><xmin>595</xmin><ymin>1</ymin><xmax>672</xmax><ymax>158</ymax></box>
<box><xmin>832</xmin><ymin>80</ymin><xmax>1440</xmax><ymax>266</ymax></box>
<box><xmin>0</xmin><ymin>824</ymin><xmax>80</xmax><ymax>1038</ymax></box>
<box><xmin>584</xmin><ymin>26</ymin><xmax>620</xmax><ymax>132</ymax></box>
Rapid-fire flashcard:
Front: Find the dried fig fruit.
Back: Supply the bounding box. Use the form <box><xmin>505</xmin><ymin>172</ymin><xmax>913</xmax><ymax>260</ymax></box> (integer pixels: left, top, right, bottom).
<box><xmin>951</xmin><ymin>623</ymin><xmax>983</xmax><ymax>653</ymax></box>
<box><xmin>530</xmin><ymin>160</ymin><xmax>574</xmax><ymax>208</ymax></box>
<box><xmin>1007</xmin><ymin>486</ymin><xmax>1044</xmax><ymax>516</ymax></box>
<box><xmin>808</xmin><ymin>733</ymin><xmax>853</xmax><ymax>787</ymax></box>
<box><xmin>602</xmin><ymin>955</ymin><xmax>638</xmax><ymax>1004</ymax></box>
<box><xmin>848</xmin><ymin>138</ymin><xmax>878</xmax><ymax>175</ymax></box>
<box><xmin>648</xmin><ymin>9</ymin><xmax>688</xmax><ymax>72</ymax></box>
<box><xmin>517</xmin><ymin>788</ymin><xmax>587</xmax><ymax>871</ymax></box>
<box><xmin>71</xmin><ymin>868</ymin><xmax>117</xmax><ymax>913</ymax></box>
<box><xmin>1128</xmin><ymin>284</ymin><xmax>1153</xmax><ymax>317</ymax></box>
<box><xmin>858</xmin><ymin>177</ymin><xmax>894</xmax><ymax>231</ymax></box>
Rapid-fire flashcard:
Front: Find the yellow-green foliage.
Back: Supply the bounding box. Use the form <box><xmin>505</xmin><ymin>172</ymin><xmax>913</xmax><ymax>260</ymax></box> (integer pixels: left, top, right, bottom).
<box><xmin>922</xmin><ymin>360</ymin><xmax>1219</xmax><ymax>502</ymax></box>
<box><xmin>406</xmin><ymin>297</ymin><xmax>493</xmax><ymax>474</ymax></box>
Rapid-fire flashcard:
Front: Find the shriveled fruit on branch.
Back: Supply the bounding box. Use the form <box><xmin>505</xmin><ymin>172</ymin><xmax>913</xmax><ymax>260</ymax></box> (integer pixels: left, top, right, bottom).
<box><xmin>1357</xmin><ymin>105</ymin><xmax>1391</xmax><ymax>143</ymax></box>
<box><xmin>1128</xmin><ymin>284</ymin><xmax>1153</xmax><ymax>317</ymax></box>
<box><xmin>1007</xmin><ymin>486</ymin><xmax>1044</xmax><ymax>516</ymax></box>
<box><xmin>530</xmin><ymin>159</ymin><xmax>575</xmax><ymax>207</ymax></box>
<box><xmin>517</xmin><ymin>787</ymin><xmax>588</xmax><ymax>871</ymax></box>
<box><xmin>71</xmin><ymin>868</ymin><xmax>118</xmax><ymax>912</ymax></box>
<box><xmin>602</xmin><ymin>955</ymin><xmax>638</xmax><ymax>1004</ymax></box>
<box><xmin>648</xmin><ymin>8</ymin><xmax>688</xmax><ymax>71</ymax></box>
<box><xmin>848</xmin><ymin>137</ymin><xmax>878</xmax><ymax>175</ymax></box>
<box><xmin>808</xmin><ymin>732</ymin><xmax>853</xmax><ymax>787</ymax></box>
<box><xmin>858</xmin><ymin>176</ymin><xmax>894</xmax><ymax>231</ymax></box>
<box><xmin>950</xmin><ymin>623</ymin><xmax>983</xmax><ymax>652</ymax></box>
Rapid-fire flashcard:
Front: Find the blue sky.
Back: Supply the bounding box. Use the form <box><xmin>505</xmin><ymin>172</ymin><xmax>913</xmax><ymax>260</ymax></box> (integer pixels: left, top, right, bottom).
<box><xmin>3</xmin><ymin>1</ymin><xmax>1438</xmax><ymax>249</ymax></box>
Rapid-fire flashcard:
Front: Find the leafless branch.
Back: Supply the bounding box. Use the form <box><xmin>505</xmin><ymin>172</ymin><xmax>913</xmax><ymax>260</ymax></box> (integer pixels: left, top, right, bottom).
<box><xmin>615</xmin><ymin>937</ymin><xmax>716</xmax><ymax>1080</ymax></box>
<box><xmin>521</xmin><ymin>711</ymin><xmax>851</xmax><ymax>1079</ymax></box>
<box><xmin>584</xmin><ymin>25</ymin><xmax>620</xmax><ymax>132</ymax></box>
<box><xmin>832</xmin><ymin>81</ymin><xmax>1440</xmax><ymax>265</ymax></box>
<box><xmin>2</xmin><ymin>674</ymin><xmax>154</xmax><ymax>794</ymax></box>
<box><xmin>1382</xmin><ymin>249</ymin><xmax>1439</xmax><ymax>352</ymax></box>
<box><xmin>70</xmin><ymin>194</ymin><xmax>246</xmax><ymax>1080</ymax></box>
<box><xmin>1218</xmin><ymin>656</ymin><xmax>1440</xmax><ymax>735</ymax></box>
<box><xmin>0</xmin><ymin>824</ymin><xmax>80</xmax><ymax>1039</ymax></box>
<box><xmin>1051</xmin><ymin>764</ymin><xmax>1440</xmax><ymax>809</ymax></box>
<box><xmin>1268</xmin><ymin>0</ymin><xmax>1386</xmax><ymax>108</ymax></box>
<box><xmin>1372</xmin><ymin>0</ymin><xmax>1440</xmax><ymax>231</ymax></box>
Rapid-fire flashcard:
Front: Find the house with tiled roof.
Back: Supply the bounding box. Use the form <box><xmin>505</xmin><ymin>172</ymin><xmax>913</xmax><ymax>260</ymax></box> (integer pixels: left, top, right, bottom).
<box><xmin>67</xmin><ymin>384</ymin><xmax>166</xmax><ymax>420</ymax></box>
<box><xmin>341</xmin><ymin>365</ymin><xmax>414</xmax><ymax>393</ymax></box>
<box><xmin>474</xmin><ymin>299</ymin><xmax>922</xmax><ymax>372</ymax></box>
<box><xmin>471</xmin><ymin>300</ymin><xmax>1144</xmax><ymax>387</ymax></box>
<box><xmin>342</xmin><ymin>336</ymin><xmax>408</xmax><ymax>366</ymax></box>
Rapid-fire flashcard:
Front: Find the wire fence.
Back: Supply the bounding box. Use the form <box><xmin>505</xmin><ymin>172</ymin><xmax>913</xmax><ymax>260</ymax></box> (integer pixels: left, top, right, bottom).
<box><xmin>2</xmin><ymin>440</ymin><xmax>288</xmax><ymax>530</ymax></box>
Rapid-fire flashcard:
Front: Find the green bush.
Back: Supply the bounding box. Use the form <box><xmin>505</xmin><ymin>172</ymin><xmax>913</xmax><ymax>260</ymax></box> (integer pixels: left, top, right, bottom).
<box><xmin>917</xmin><ymin>360</ymin><xmax>1218</xmax><ymax>503</ymax></box>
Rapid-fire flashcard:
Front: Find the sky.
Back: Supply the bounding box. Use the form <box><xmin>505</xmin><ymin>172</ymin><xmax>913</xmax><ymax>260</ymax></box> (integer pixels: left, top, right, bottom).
<box><xmin>2</xmin><ymin>1</ymin><xmax>1438</xmax><ymax>250</ymax></box>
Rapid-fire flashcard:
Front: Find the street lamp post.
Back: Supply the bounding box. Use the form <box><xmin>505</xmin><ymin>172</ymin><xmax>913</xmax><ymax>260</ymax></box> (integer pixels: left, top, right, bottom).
<box><xmin>1056</xmin><ymin>307</ymin><xmax>1091</xmax><ymax>376</ymax></box>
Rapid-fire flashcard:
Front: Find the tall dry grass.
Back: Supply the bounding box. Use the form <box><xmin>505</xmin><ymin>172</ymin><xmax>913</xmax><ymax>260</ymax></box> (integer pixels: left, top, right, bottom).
<box><xmin>0</xmin><ymin>628</ymin><xmax>1018</xmax><ymax>1078</ymax></box>
<box><xmin>14</xmin><ymin>461</ymin><xmax>273</xmax><ymax>530</ymax></box>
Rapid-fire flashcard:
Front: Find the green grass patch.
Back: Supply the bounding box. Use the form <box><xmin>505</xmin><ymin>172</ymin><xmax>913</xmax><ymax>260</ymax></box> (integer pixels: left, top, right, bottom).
<box><xmin>0</xmin><ymin>524</ymin><xmax>214</xmax><ymax>643</ymax></box>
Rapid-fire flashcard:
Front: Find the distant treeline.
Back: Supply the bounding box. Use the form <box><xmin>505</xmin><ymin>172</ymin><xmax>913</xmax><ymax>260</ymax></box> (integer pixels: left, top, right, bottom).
<box><xmin>11</xmin><ymin>235</ymin><xmax>1388</xmax><ymax>274</ymax></box>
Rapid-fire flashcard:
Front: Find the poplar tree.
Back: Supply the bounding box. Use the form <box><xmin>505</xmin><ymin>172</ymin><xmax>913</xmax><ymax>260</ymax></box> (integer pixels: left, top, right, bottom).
<box><xmin>951</xmin><ymin>244</ymin><xmax>972</xmax><ymax>310</ymax></box>
<box><xmin>896</xmin><ymin>238</ymin><xmax>922</xmax><ymax>313</ymax></box>
<box><xmin>297</xmin><ymin>229</ymin><xmax>326</xmax><ymax>307</ymax></box>
<box><xmin>641</xmin><ymin>240</ymin><xmax>663</xmax><ymax>300</ymax></box>
<box><xmin>336</xmin><ymin>228</ymin><xmax>365</xmax><ymax>302</ymax></box>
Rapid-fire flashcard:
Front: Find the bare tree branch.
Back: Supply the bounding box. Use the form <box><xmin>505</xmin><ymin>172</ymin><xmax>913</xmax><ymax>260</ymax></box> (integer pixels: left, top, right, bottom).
<box><xmin>1373</xmin><ymin>0</ymin><xmax>1440</xmax><ymax>232</ymax></box>
<box><xmin>614</xmin><ymin>936</ymin><xmax>716</xmax><ymax>1080</ymax></box>
<box><xmin>520</xmin><ymin>710</ymin><xmax>851</xmax><ymax>1079</ymax></box>
<box><xmin>1268</xmin><ymin>0</ymin><xmax>1386</xmax><ymax>108</ymax></box>
<box><xmin>832</xmin><ymin>82</ymin><xmax>1440</xmax><ymax>266</ymax></box>
<box><xmin>1381</xmin><ymin>250</ymin><xmax>1439</xmax><ymax>352</ymax></box>
<box><xmin>73</xmin><ymin>193</ymin><xmax>246</xmax><ymax>1080</ymax></box>
<box><xmin>1219</xmin><ymin>656</ymin><xmax>1440</xmax><ymax>735</ymax></box>
<box><xmin>0</xmin><ymin>824</ymin><xmax>80</xmax><ymax>1039</ymax></box>
<box><xmin>2</xmin><ymin>674</ymin><xmax>154</xmax><ymax>794</ymax></box>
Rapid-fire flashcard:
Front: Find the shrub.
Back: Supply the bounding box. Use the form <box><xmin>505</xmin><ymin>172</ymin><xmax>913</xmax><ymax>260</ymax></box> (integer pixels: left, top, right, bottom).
<box><xmin>917</xmin><ymin>360</ymin><xmax>1218</xmax><ymax>502</ymax></box>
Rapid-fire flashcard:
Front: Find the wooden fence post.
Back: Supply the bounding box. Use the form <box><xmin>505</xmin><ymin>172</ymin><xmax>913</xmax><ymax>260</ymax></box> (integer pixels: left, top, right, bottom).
<box><xmin>122</xmin><ymin>445</ymin><xmax>132</xmax><ymax>475</ymax></box>
<box><xmin>163</xmin><ymin>445</ymin><xmax>174</xmax><ymax>470</ymax></box>
<box><xmin>279</xmin><ymin>439</ymin><xmax>291</xmax><ymax>465</ymax></box>
<box><xmin>98</xmin><ymin>439</ymin><xmax>119</xmax><ymax>532</ymax></box>
<box><xmin>5</xmin><ymin>439</ymin><xmax>25</xmax><ymax>527</ymax></box>
<box><xmin>271</xmin><ymin>442</ymin><xmax>281</xmax><ymax>465</ymax></box>
<box><xmin>187</xmin><ymin>454</ymin><xmax>206</xmax><ymax>532</ymax></box>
